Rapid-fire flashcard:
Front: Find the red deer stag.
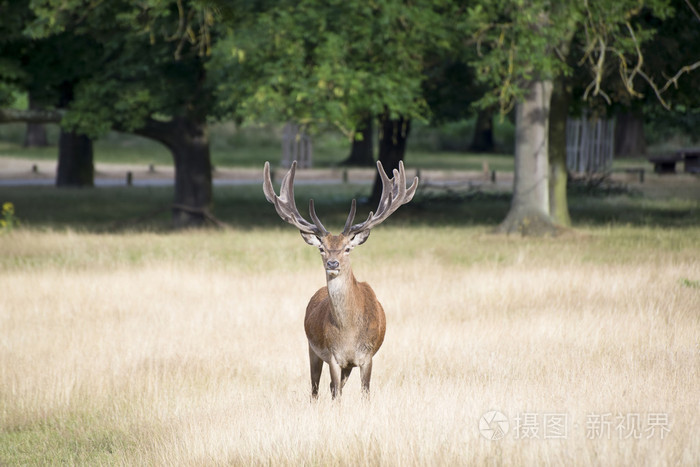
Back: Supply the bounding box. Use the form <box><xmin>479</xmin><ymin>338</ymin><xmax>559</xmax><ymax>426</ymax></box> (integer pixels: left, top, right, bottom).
<box><xmin>263</xmin><ymin>160</ymin><xmax>418</xmax><ymax>399</ymax></box>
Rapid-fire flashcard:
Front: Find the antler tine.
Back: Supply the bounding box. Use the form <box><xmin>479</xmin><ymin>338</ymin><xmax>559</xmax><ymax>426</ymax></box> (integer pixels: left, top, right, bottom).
<box><xmin>398</xmin><ymin>160</ymin><xmax>418</xmax><ymax>204</ymax></box>
<box><xmin>392</xmin><ymin>164</ymin><xmax>406</xmax><ymax>205</ymax></box>
<box><xmin>341</xmin><ymin>199</ymin><xmax>357</xmax><ymax>235</ymax></box>
<box><xmin>262</xmin><ymin>161</ymin><xmax>277</xmax><ymax>204</ymax></box>
<box><xmin>346</xmin><ymin>160</ymin><xmax>419</xmax><ymax>235</ymax></box>
<box><xmin>309</xmin><ymin>199</ymin><xmax>330</xmax><ymax>236</ymax></box>
<box><xmin>263</xmin><ymin>161</ymin><xmax>327</xmax><ymax>236</ymax></box>
<box><xmin>375</xmin><ymin>161</ymin><xmax>394</xmax><ymax>216</ymax></box>
<box><xmin>397</xmin><ymin>160</ymin><xmax>419</xmax><ymax>204</ymax></box>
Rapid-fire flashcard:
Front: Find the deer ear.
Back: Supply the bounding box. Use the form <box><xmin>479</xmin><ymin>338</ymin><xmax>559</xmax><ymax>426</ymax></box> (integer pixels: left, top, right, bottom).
<box><xmin>300</xmin><ymin>231</ymin><xmax>322</xmax><ymax>247</ymax></box>
<box><xmin>349</xmin><ymin>230</ymin><xmax>370</xmax><ymax>247</ymax></box>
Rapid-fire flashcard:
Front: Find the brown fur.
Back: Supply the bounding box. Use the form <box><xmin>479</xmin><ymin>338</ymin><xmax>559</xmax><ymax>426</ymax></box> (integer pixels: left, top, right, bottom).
<box><xmin>302</xmin><ymin>234</ymin><xmax>386</xmax><ymax>399</ymax></box>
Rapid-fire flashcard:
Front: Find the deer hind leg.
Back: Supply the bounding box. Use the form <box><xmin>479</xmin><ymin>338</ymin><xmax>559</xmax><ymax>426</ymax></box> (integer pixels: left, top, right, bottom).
<box><xmin>308</xmin><ymin>345</ymin><xmax>323</xmax><ymax>399</ymax></box>
<box><xmin>360</xmin><ymin>359</ymin><xmax>373</xmax><ymax>397</ymax></box>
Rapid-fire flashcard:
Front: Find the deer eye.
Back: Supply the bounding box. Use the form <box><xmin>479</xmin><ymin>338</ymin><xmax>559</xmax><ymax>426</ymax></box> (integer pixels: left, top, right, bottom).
<box><xmin>345</xmin><ymin>248</ymin><xmax>351</xmax><ymax>253</ymax></box>
<box><xmin>318</xmin><ymin>247</ymin><xmax>325</xmax><ymax>253</ymax></box>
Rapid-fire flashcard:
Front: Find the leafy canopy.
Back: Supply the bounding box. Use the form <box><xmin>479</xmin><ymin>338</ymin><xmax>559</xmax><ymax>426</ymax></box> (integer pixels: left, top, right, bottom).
<box><xmin>464</xmin><ymin>0</ymin><xmax>675</xmax><ymax>113</ymax></box>
<box><xmin>212</xmin><ymin>0</ymin><xmax>454</xmax><ymax>137</ymax></box>
<box><xmin>13</xmin><ymin>0</ymin><xmax>225</xmax><ymax>137</ymax></box>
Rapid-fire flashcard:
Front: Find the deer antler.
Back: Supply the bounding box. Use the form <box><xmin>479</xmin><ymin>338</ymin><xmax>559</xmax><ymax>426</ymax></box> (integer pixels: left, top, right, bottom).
<box><xmin>343</xmin><ymin>160</ymin><xmax>418</xmax><ymax>236</ymax></box>
<box><xmin>263</xmin><ymin>161</ymin><xmax>329</xmax><ymax>236</ymax></box>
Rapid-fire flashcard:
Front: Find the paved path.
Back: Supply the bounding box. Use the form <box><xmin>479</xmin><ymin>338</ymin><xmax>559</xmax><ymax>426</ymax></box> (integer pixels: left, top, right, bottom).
<box><xmin>0</xmin><ymin>156</ymin><xmax>513</xmax><ymax>188</ymax></box>
<box><xmin>0</xmin><ymin>177</ymin><xmax>352</xmax><ymax>187</ymax></box>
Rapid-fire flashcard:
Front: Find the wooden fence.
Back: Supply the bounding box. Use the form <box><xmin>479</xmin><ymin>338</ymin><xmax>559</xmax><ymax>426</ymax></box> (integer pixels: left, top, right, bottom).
<box><xmin>566</xmin><ymin>114</ymin><xmax>615</xmax><ymax>174</ymax></box>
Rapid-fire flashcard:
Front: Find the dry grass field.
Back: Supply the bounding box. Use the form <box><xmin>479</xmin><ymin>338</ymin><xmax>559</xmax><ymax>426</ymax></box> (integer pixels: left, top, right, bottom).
<box><xmin>1</xmin><ymin>221</ymin><xmax>698</xmax><ymax>465</ymax></box>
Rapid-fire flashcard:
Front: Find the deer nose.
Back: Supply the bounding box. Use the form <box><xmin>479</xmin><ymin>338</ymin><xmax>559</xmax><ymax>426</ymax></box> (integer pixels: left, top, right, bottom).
<box><xmin>326</xmin><ymin>260</ymin><xmax>340</xmax><ymax>270</ymax></box>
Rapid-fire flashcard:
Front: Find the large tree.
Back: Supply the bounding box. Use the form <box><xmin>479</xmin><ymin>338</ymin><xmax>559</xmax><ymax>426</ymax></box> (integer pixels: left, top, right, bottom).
<box><xmin>466</xmin><ymin>0</ymin><xmax>695</xmax><ymax>234</ymax></box>
<box><xmin>40</xmin><ymin>0</ymin><xmax>222</xmax><ymax>227</ymax></box>
<box><xmin>0</xmin><ymin>1</ymin><xmax>100</xmax><ymax>187</ymax></box>
<box><xmin>0</xmin><ymin>0</ymin><xmax>239</xmax><ymax>226</ymax></box>
<box><xmin>213</xmin><ymin>0</ymin><xmax>451</xmax><ymax>200</ymax></box>
<box><xmin>616</xmin><ymin>0</ymin><xmax>700</xmax><ymax>156</ymax></box>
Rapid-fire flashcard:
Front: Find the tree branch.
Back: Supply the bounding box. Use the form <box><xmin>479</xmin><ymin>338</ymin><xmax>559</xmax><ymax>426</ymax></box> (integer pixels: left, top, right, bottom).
<box><xmin>623</xmin><ymin>21</ymin><xmax>644</xmax><ymax>98</ymax></box>
<box><xmin>130</xmin><ymin>117</ymin><xmax>179</xmax><ymax>149</ymax></box>
<box><xmin>636</xmin><ymin>69</ymin><xmax>671</xmax><ymax>110</ymax></box>
<box><xmin>685</xmin><ymin>0</ymin><xmax>700</xmax><ymax>23</ymax></box>
<box><xmin>658</xmin><ymin>60</ymin><xmax>700</xmax><ymax>93</ymax></box>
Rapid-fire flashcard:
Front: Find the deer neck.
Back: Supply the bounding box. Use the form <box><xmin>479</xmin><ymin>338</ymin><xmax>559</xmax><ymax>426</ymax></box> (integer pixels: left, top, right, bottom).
<box><xmin>326</xmin><ymin>268</ymin><xmax>361</xmax><ymax>328</ymax></box>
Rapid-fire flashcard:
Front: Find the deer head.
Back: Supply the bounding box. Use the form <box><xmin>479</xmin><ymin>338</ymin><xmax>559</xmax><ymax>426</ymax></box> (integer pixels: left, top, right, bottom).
<box><xmin>263</xmin><ymin>160</ymin><xmax>418</xmax><ymax>278</ymax></box>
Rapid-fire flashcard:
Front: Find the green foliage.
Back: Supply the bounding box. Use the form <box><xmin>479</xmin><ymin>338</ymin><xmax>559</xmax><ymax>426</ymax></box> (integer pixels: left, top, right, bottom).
<box><xmin>7</xmin><ymin>0</ymin><xmax>462</xmax><ymax>142</ymax></box>
<box><xmin>212</xmin><ymin>0</ymin><xmax>453</xmax><ymax>136</ymax></box>
<box><xmin>0</xmin><ymin>412</ymin><xmax>134</xmax><ymax>465</ymax></box>
<box><xmin>464</xmin><ymin>0</ymin><xmax>568</xmax><ymax>111</ymax></box>
<box><xmin>633</xmin><ymin>0</ymin><xmax>700</xmax><ymax>139</ymax></box>
<box><xmin>3</xmin><ymin>0</ymin><xmax>226</xmax><ymax>138</ymax></box>
<box><xmin>679</xmin><ymin>278</ymin><xmax>700</xmax><ymax>289</ymax></box>
<box><xmin>464</xmin><ymin>0</ymin><xmax>676</xmax><ymax>113</ymax></box>
<box><xmin>0</xmin><ymin>1</ymin><xmax>34</xmax><ymax>104</ymax></box>
<box><xmin>1</xmin><ymin>202</ymin><xmax>19</xmax><ymax>233</ymax></box>
<box><xmin>1</xmin><ymin>0</ymin><xmax>696</xmax><ymax>155</ymax></box>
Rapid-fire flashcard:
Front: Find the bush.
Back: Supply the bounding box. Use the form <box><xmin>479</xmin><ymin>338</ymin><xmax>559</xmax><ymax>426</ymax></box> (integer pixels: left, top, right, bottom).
<box><xmin>1</xmin><ymin>202</ymin><xmax>19</xmax><ymax>232</ymax></box>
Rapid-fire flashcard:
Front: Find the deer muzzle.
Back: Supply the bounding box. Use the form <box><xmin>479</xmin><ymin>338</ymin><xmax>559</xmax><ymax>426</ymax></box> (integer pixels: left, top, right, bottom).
<box><xmin>326</xmin><ymin>260</ymin><xmax>340</xmax><ymax>276</ymax></box>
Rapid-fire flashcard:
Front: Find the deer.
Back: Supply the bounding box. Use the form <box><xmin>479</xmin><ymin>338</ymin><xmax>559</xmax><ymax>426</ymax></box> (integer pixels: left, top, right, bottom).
<box><xmin>263</xmin><ymin>160</ymin><xmax>418</xmax><ymax>399</ymax></box>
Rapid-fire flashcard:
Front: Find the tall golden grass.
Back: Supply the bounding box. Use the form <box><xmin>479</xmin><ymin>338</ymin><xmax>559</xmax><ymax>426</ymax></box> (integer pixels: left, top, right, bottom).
<box><xmin>1</xmin><ymin>227</ymin><xmax>698</xmax><ymax>465</ymax></box>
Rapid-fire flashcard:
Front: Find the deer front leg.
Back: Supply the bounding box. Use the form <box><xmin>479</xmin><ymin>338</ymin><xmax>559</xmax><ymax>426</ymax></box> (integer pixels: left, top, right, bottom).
<box><xmin>329</xmin><ymin>356</ymin><xmax>343</xmax><ymax>399</ymax></box>
<box><xmin>308</xmin><ymin>345</ymin><xmax>323</xmax><ymax>400</ymax></box>
<box><xmin>360</xmin><ymin>359</ymin><xmax>373</xmax><ymax>397</ymax></box>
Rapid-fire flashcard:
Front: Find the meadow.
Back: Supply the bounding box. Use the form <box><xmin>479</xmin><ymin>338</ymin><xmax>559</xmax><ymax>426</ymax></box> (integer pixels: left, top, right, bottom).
<box><xmin>1</xmin><ymin>178</ymin><xmax>699</xmax><ymax>465</ymax></box>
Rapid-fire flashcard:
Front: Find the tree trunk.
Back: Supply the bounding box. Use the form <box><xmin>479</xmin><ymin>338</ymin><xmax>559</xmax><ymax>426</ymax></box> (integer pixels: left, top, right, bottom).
<box><xmin>342</xmin><ymin>116</ymin><xmax>374</xmax><ymax>166</ymax></box>
<box><xmin>548</xmin><ymin>76</ymin><xmax>571</xmax><ymax>227</ymax></box>
<box><xmin>614</xmin><ymin>110</ymin><xmax>646</xmax><ymax>157</ymax></box>
<box><xmin>371</xmin><ymin>114</ymin><xmax>411</xmax><ymax>204</ymax></box>
<box><xmin>136</xmin><ymin>116</ymin><xmax>212</xmax><ymax>228</ymax></box>
<box><xmin>24</xmin><ymin>122</ymin><xmax>49</xmax><ymax>148</ymax></box>
<box><xmin>23</xmin><ymin>95</ymin><xmax>49</xmax><ymax>147</ymax></box>
<box><xmin>497</xmin><ymin>80</ymin><xmax>557</xmax><ymax>236</ymax></box>
<box><xmin>469</xmin><ymin>107</ymin><xmax>495</xmax><ymax>152</ymax></box>
<box><xmin>56</xmin><ymin>129</ymin><xmax>94</xmax><ymax>187</ymax></box>
<box><xmin>171</xmin><ymin>123</ymin><xmax>212</xmax><ymax>228</ymax></box>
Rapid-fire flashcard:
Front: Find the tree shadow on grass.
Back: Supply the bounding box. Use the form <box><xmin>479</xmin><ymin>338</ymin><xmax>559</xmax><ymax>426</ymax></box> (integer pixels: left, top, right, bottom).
<box><xmin>1</xmin><ymin>182</ymin><xmax>697</xmax><ymax>233</ymax></box>
<box><xmin>167</xmin><ymin>186</ymin><xmax>700</xmax><ymax>231</ymax></box>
